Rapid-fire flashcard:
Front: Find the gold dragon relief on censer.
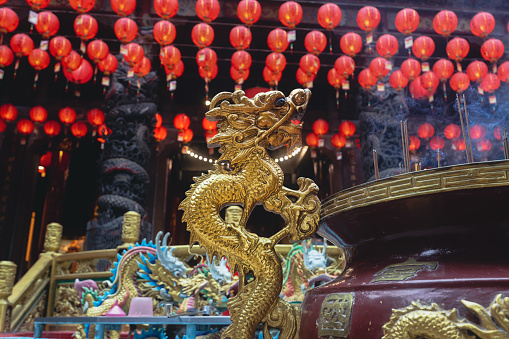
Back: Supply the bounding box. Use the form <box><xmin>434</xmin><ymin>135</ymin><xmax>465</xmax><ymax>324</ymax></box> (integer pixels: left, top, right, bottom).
<box><xmin>179</xmin><ymin>88</ymin><xmax>321</xmax><ymax>339</ymax></box>
<box><xmin>382</xmin><ymin>294</ymin><xmax>509</xmax><ymax>339</ymax></box>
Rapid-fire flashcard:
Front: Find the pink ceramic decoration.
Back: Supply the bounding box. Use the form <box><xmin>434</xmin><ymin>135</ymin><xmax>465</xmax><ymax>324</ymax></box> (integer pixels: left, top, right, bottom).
<box><xmin>105</xmin><ymin>300</ymin><xmax>126</xmax><ymax>317</ymax></box>
<box><xmin>128</xmin><ymin>297</ymin><xmax>153</xmax><ymax>317</ymax></box>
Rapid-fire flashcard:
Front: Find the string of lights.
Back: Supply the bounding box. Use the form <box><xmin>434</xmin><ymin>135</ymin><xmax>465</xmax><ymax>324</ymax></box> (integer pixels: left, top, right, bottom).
<box><xmin>185</xmin><ymin>147</ymin><xmax>304</xmax><ymax>164</ymax></box>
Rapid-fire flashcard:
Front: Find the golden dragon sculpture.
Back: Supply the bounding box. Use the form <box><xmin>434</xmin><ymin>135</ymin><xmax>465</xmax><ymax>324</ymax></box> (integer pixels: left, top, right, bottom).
<box><xmin>179</xmin><ymin>89</ymin><xmax>320</xmax><ymax>339</ymax></box>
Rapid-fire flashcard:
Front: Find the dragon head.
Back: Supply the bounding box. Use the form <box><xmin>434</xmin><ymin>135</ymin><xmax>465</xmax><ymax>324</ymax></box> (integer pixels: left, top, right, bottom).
<box><xmin>205</xmin><ymin>89</ymin><xmax>311</xmax><ymax>154</ymax></box>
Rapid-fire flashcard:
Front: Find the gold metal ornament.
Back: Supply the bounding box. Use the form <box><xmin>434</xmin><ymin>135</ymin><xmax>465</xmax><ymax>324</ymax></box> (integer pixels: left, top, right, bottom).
<box><xmin>371</xmin><ymin>258</ymin><xmax>438</xmax><ymax>283</ymax></box>
<box><xmin>179</xmin><ymin>89</ymin><xmax>320</xmax><ymax>339</ymax></box>
<box><xmin>318</xmin><ymin>293</ymin><xmax>354</xmax><ymax>338</ymax></box>
<box><xmin>43</xmin><ymin>223</ymin><xmax>63</xmax><ymax>253</ymax></box>
<box><xmin>121</xmin><ymin>211</ymin><xmax>141</xmax><ymax>245</ymax></box>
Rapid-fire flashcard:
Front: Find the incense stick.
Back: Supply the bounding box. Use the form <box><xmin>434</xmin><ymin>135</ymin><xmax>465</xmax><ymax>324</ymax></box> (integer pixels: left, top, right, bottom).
<box><xmin>462</xmin><ymin>94</ymin><xmax>474</xmax><ymax>162</ymax></box>
<box><xmin>404</xmin><ymin>120</ymin><xmax>411</xmax><ymax>171</ymax></box>
<box><xmin>456</xmin><ymin>94</ymin><xmax>470</xmax><ymax>163</ymax></box>
<box><xmin>502</xmin><ymin>127</ymin><xmax>509</xmax><ymax>159</ymax></box>
<box><xmin>373</xmin><ymin>149</ymin><xmax>380</xmax><ymax>180</ymax></box>
<box><xmin>400</xmin><ymin>121</ymin><xmax>408</xmax><ymax>173</ymax></box>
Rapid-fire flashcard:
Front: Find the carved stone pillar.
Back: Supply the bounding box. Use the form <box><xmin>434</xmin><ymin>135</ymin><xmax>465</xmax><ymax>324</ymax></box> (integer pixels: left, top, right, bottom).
<box><xmin>0</xmin><ymin>261</ymin><xmax>16</xmax><ymax>332</ymax></box>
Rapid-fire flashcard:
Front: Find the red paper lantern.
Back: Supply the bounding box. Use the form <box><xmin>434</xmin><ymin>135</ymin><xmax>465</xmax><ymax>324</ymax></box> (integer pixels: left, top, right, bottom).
<box><xmin>49</xmin><ymin>36</ymin><xmax>71</xmax><ymax>61</ymax></box>
<box><xmin>154</xmin><ymin>0</ymin><xmax>179</xmax><ymax>19</ymax></box>
<box><xmin>35</xmin><ymin>11</ymin><xmax>59</xmax><ymax>40</ymax></box>
<box><xmin>494</xmin><ymin>126</ymin><xmax>502</xmax><ymax>140</ymax></box>
<box><xmin>155</xmin><ymin>113</ymin><xmax>162</xmax><ymax>128</ymax></box>
<box><xmin>114</xmin><ymin>17</ymin><xmax>137</xmax><ymax>44</ymax></box>
<box><xmin>87</xmin><ymin>40</ymin><xmax>109</xmax><ymax>63</ymax></box>
<box><xmin>498</xmin><ymin>61</ymin><xmax>509</xmax><ymax>82</ymax></box>
<box><xmin>59</xmin><ymin>107</ymin><xmax>77</xmax><ymax>125</ymax></box>
<box><xmin>444</xmin><ymin>124</ymin><xmax>461</xmax><ymax>139</ymax></box>
<box><xmin>279</xmin><ymin>1</ymin><xmax>302</xmax><ymax>29</ymax></box>
<box><xmin>340</xmin><ymin>32</ymin><xmax>362</xmax><ymax>57</ymax></box>
<box><xmin>10</xmin><ymin>33</ymin><xmax>34</xmax><ymax>58</ymax></box>
<box><xmin>44</xmin><ymin>120</ymin><xmax>61</xmax><ymax>136</ymax></box>
<box><xmin>28</xmin><ymin>48</ymin><xmax>50</xmax><ymax>71</ymax></box>
<box><xmin>74</xmin><ymin>14</ymin><xmax>97</xmax><ymax>41</ymax></box>
<box><xmin>199</xmin><ymin>65</ymin><xmax>217</xmax><ymax>81</ymax></box>
<box><xmin>0</xmin><ymin>8</ymin><xmax>18</xmax><ymax>34</ymax></box>
<box><xmin>299</xmin><ymin>53</ymin><xmax>320</xmax><ymax>75</ymax></box>
<box><xmin>160</xmin><ymin>45</ymin><xmax>181</xmax><ymax>70</ymax></box>
<box><xmin>98</xmin><ymin>53</ymin><xmax>117</xmax><ymax>75</ymax></box>
<box><xmin>0</xmin><ymin>104</ymin><xmax>17</xmax><ymax>122</ymax></box>
<box><xmin>64</xmin><ymin>59</ymin><xmax>93</xmax><ymax>84</ymax></box>
<box><xmin>429</xmin><ymin>136</ymin><xmax>445</xmax><ymax>150</ymax></box>
<box><xmin>26</xmin><ymin>0</ymin><xmax>50</xmax><ymax>11</ymax></box>
<box><xmin>69</xmin><ymin>0</ymin><xmax>95</xmax><ymax>13</ymax></box>
<box><xmin>195</xmin><ymin>48</ymin><xmax>216</xmax><ymax>69</ymax></box>
<box><xmin>452</xmin><ymin>138</ymin><xmax>466</xmax><ymax>151</ymax></box>
<box><xmin>470</xmin><ymin>12</ymin><xmax>495</xmax><ymax>38</ymax></box>
<box><xmin>446</xmin><ymin>37</ymin><xmax>469</xmax><ymax>63</ymax></box>
<box><xmin>230</xmin><ymin>26</ymin><xmax>251</xmax><ymax>50</ymax></box>
<box><xmin>389</xmin><ymin>70</ymin><xmax>408</xmax><ymax>91</ymax></box>
<box><xmin>123</xmin><ymin>43</ymin><xmax>144</xmax><ymax>67</ymax></box>
<box><xmin>263</xmin><ymin>67</ymin><xmax>282</xmax><ymax>87</ymax></box>
<box><xmin>296</xmin><ymin>68</ymin><xmax>316</xmax><ymax>87</ymax></box>
<box><xmin>191</xmin><ymin>23</ymin><xmax>214</xmax><ymax>48</ymax></box>
<box><xmin>174</xmin><ymin>113</ymin><xmax>190</xmax><ymax>130</ymax></box>
<box><xmin>420</xmin><ymin>71</ymin><xmax>439</xmax><ymax>93</ymax></box>
<box><xmin>153</xmin><ymin>20</ymin><xmax>176</xmax><ymax>46</ymax></box>
<box><xmin>196</xmin><ymin>0</ymin><xmax>220</xmax><ymax>23</ymax></box>
<box><xmin>29</xmin><ymin>106</ymin><xmax>47</xmax><ymax>123</ymax></box>
<box><xmin>267</xmin><ymin>29</ymin><xmax>289</xmax><ymax>53</ymax></box>
<box><xmin>331</xmin><ymin>133</ymin><xmax>346</xmax><ymax>149</ymax></box>
<box><xmin>433</xmin><ymin>10</ymin><xmax>457</xmax><ymax>37</ymax></box>
<box><xmin>480</xmin><ymin>73</ymin><xmax>500</xmax><ymax>93</ymax></box>
<box><xmin>154</xmin><ymin>126</ymin><xmax>167</xmax><ymax>141</ymax></box>
<box><xmin>202</xmin><ymin>117</ymin><xmax>217</xmax><ymax>131</ymax></box>
<box><xmin>470</xmin><ymin>124</ymin><xmax>486</xmax><ymax>140</ymax></box>
<box><xmin>111</xmin><ymin>0</ymin><xmax>136</xmax><ymax>16</ymax></box>
<box><xmin>0</xmin><ymin>46</ymin><xmax>14</xmax><ymax>68</ymax></box>
<box><xmin>17</xmin><ymin>119</ymin><xmax>34</xmax><ymax>135</ymax></box>
<box><xmin>71</xmin><ymin>121</ymin><xmax>88</xmax><ymax>138</ymax></box>
<box><xmin>356</xmin><ymin>6</ymin><xmax>380</xmax><ymax>33</ymax></box>
<box><xmin>466</xmin><ymin>61</ymin><xmax>488</xmax><ymax>82</ymax></box>
<box><xmin>304</xmin><ymin>30</ymin><xmax>326</xmax><ymax>55</ymax></box>
<box><xmin>409</xmin><ymin>77</ymin><xmax>428</xmax><ymax>100</ymax></box>
<box><xmin>237</xmin><ymin>0</ymin><xmax>261</xmax><ymax>26</ymax></box>
<box><xmin>449</xmin><ymin>72</ymin><xmax>470</xmax><ymax>93</ymax></box>
<box><xmin>231</xmin><ymin>50</ymin><xmax>251</xmax><ymax>71</ymax></box>
<box><xmin>313</xmin><ymin>119</ymin><xmax>329</xmax><ymax>136</ymax></box>
<box><xmin>266</xmin><ymin>52</ymin><xmax>286</xmax><ymax>74</ymax></box>
<box><xmin>327</xmin><ymin>68</ymin><xmax>343</xmax><ymax>89</ymax></box>
<box><xmin>205</xmin><ymin>129</ymin><xmax>217</xmax><ymax>142</ymax></box>
<box><xmin>179</xmin><ymin>128</ymin><xmax>193</xmax><ymax>143</ymax></box>
<box><xmin>358</xmin><ymin>68</ymin><xmax>377</xmax><ymax>90</ymax></box>
<box><xmin>87</xmin><ymin>108</ymin><xmax>105</xmax><ymax>126</ymax></box>
<box><xmin>401</xmin><ymin>58</ymin><xmax>421</xmax><ymax>81</ymax></box>
<box><xmin>395</xmin><ymin>8</ymin><xmax>419</xmax><ymax>35</ymax></box>
<box><xmin>481</xmin><ymin>39</ymin><xmax>504</xmax><ymax>64</ymax></box>
<box><xmin>97</xmin><ymin>124</ymin><xmax>111</xmax><ymax>142</ymax></box>
<box><xmin>412</xmin><ymin>36</ymin><xmax>435</xmax><ymax>61</ymax></box>
<box><xmin>376</xmin><ymin>34</ymin><xmax>398</xmax><ymax>59</ymax></box>
<box><xmin>306</xmin><ymin>132</ymin><xmax>318</xmax><ymax>148</ymax></box>
<box><xmin>369</xmin><ymin>57</ymin><xmax>389</xmax><ymax>80</ymax></box>
<box><xmin>334</xmin><ymin>56</ymin><xmax>355</xmax><ymax>79</ymax></box>
<box><xmin>133</xmin><ymin>57</ymin><xmax>151</xmax><ymax>77</ymax></box>
<box><xmin>477</xmin><ymin>139</ymin><xmax>492</xmax><ymax>152</ymax></box>
<box><xmin>409</xmin><ymin>135</ymin><xmax>421</xmax><ymax>151</ymax></box>
<box><xmin>1</xmin><ymin>119</ymin><xmax>8</xmax><ymax>132</ymax></box>
<box><xmin>317</xmin><ymin>3</ymin><xmax>341</xmax><ymax>30</ymax></box>
<box><xmin>418</xmin><ymin>122</ymin><xmax>434</xmax><ymax>139</ymax></box>
<box><xmin>340</xmin><ymin>121</ymin><xmax>356</xmax><ymax>138</ymax></box>
<box><xmin>432</xmin><ymin>59</ymin><xmax>454</xmax><ymax>82</ymax></box>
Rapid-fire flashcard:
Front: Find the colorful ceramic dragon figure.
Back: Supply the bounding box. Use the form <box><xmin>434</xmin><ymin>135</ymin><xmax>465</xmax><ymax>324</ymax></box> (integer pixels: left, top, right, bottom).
<box><xmin>179</xmin><ymin>89</ymin><xmax>321</xmax><ymax>339</ymax></box>
<box><xmin>281</xmin><ymin>240</ymin><xmax>342</xmax><ymax>303</ymax></box>
<box><xmin>74</xmin><ymin>232</ymin><xmax>208</xmax><ymax>338</ymax></box>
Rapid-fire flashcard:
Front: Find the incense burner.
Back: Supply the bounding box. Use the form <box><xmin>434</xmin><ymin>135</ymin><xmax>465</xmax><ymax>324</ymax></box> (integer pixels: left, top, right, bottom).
<box><xmin>301</xmin><ymin>160</ymin><xmax>509</xmax><ymax>338</ymax></box>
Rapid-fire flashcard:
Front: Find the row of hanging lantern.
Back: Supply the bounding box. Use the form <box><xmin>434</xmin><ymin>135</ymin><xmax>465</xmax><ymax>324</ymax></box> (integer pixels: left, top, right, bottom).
<box><xmin>0</xmin><ymin>103</ymin><xmax>109</xmax><ymax>141</ymax></box>
<box><xmin>350</xmin><ymin>8</ymin><xmax>507</xmax><ymax>108</ymax></box>
<box><xmin>305</xmin><ymin>119</ymin><xmax>357</xmax><ymax>159</ymax></box>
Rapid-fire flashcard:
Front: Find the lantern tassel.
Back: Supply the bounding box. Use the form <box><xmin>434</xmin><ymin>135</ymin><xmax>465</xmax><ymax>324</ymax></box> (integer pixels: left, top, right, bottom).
<box><xmin>13</xmin><ymin>59</ymin><xmax>19</xmax><ymax>79</ymax></box>
<box><xmin>335</xmin><ymin>88</ymin><xmax>339</xmax><ymax>109</ymax></box>
<box><xmin>443</xmin><ymin>82</ymin><xmax>447</xmax><ymax>101</ymax></box>
<box><xmin>33</xmin><ymin>71</ymin><xmax>39</xmax><ymax>90</ymax></box>
<box><xmin>93</xmin><ymin>65</ymin><xmax>98</xmax><ymax>84</ymax></box>
<box><xmin>328</xmin><ymin>30</ymin><xmax>332</xmax><ymax>54</ymax></box>
<box><xmin>0</xmin><ymin>33</ymin><xmax>3</xmax><ymax>45</ymax></box>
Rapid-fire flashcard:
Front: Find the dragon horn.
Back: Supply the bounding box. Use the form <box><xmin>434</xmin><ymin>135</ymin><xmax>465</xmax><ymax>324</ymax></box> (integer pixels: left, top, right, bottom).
<box><xmin>209</xmin><ymin>92</ymin><xmax>233</xmax><ymax>110</ymax></box>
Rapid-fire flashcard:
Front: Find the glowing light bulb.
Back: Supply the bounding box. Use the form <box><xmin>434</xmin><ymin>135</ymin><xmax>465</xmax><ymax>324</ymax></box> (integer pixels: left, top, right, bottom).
<box><xmin>205</xmin><ymin>100</ymin><xmax>211</xmax><ymax>106</ymax></box>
